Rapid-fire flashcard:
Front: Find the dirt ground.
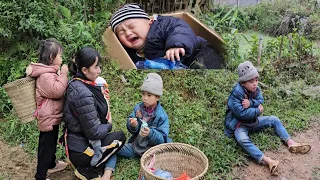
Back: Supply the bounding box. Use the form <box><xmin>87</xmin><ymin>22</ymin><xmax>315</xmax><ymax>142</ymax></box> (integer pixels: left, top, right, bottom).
<box><xmin>0</xmin><ymin>139</ymin><xmax>75</xmax><ymax>180</ymax></box>
<box><xmin>0</xmin><ymin>118</ymin><xmax>319</xmax><ymax>180</ymax></box>
<box><xmin>232</xmin><ymin>117</ymin><xmax>320</xmax><ymax>180</ymax></box>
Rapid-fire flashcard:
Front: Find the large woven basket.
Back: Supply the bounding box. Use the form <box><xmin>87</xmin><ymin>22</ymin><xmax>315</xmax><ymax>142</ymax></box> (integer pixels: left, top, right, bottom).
<box><xmin>141</xmin><ymin>143</ymin><xmax>209</xmax><ymax>180</ymax></box>
<box><xmin>3</xmin><ymin>77</ymin><xmax>36</xmax><ymax>123</ymax></box>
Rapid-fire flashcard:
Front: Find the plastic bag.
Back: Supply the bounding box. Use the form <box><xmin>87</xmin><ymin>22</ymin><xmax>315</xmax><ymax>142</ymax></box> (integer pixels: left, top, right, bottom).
<box><xmin>154</xmin><ymin>169</ymin><xmax>173</xmax><ymax>179</ymax></box>
<box><xmin>135</xmin><ymin>58</ymin><xmax>188</xmax><ymax>69</ymax></box>
<box><xmin>173</xmin><ymin>171</ymin><xmax>191</xmax><ymax>180</ymax></box>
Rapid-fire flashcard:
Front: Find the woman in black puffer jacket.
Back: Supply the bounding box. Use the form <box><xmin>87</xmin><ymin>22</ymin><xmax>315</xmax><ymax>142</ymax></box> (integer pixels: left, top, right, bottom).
<box><xmin>63</xmin><ymin>47</ymin><xmax>126</xmax><ymax>180</ymax></box>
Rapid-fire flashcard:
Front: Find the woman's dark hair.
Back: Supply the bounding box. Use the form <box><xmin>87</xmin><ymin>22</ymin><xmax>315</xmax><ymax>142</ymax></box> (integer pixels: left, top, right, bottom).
<box><xmin>38</xmin><ymin>38</ymin><xmax>63</xmax><ymax>65</ymax></box>
<box><xmin>69</xmin><ymin>46</ymin><xmax>102</xmax><ymax>76</ymax></box>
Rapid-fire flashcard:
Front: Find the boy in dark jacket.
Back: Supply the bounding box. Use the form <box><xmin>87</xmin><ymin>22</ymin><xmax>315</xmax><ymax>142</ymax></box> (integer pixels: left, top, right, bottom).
<box><xmin>110</xmin><ymin>3</ymin><xmax>224</xmax><ymax>69</ymax></box>
<box><xmin>225</xmin><ymin>61</ymin><xmax>311</xmax><ymax>175</ymax></box>
<box><xmin>117</xmin><ymin>73</ymin><xmax>171</xmax><ymax>158</ymax></box>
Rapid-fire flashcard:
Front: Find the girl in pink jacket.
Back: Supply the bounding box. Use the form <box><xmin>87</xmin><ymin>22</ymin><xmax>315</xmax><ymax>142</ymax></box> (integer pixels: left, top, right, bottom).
<box><xmin>26</xmin><ymin>38</ymin><xmax>69</xmax><ymax>180</ymax></box>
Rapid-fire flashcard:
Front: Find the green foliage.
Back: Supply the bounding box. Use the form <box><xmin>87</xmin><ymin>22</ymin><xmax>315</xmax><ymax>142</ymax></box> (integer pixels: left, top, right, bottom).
<box><xmin>0</xmin><ymin>172</ymin><xmax>10</xmax><ymax>180</ymax></box>
<box><xmin>312</xmin><ymin>167</ymin><xmax>320</xmax><ymax>179</ymax></box>
<box><xmin>0</xmin><ymin>1</ymin><xmax>319</xmax><ymax>179</ymax></box>
<box><xmin>307</xmin><ymin>13</ymin><xmax>320</xmax><ymax>40</ymax></box>
<box><xmin>0</xmin><ymin>0</ymin><xmax>120</xmax><ymax>114</ymax></box>
<box><xmin>245</xmin><ymin>0</ymin><xmax>292</xmax><ymax>34</ymax></box>
<box><xmin>0</xmin><ymin>61</ymin><xmax>319</xmax><ymax>179</ymax></box>
<box><xmin>222</xmin><ymin>29</ymin><xmax>245</xmax><ymax>70</ymax></box>
<box><xmin>200</xmin><ymin>6</ymin><xmax>250</xmax><ymax>33</ymax></box>
<box><xmin>0</xmin><ymin>0</ymin><xmax>58</xmax><ymax>38</ymax></box>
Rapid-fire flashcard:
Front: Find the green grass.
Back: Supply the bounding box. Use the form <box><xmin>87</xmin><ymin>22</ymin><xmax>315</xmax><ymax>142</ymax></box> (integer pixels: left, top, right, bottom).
<box><xmin>0</xmin><ymin>63</ymin><xmax>319</xmax><ymax>179</ymax></box>
<box><xmin>238</xmin><ymin>30</ymin><xmax>277</xmax><ymax>56</ymax></box>
<box><xmin>0</xmin><ymin>63</ymin><xmax>320</xmax><ymax>180</ymax></box>
<box><xmin>0</xmin><ymin>172</ymin><xmax>10</xmax><ymax>180</ymax></box>
<box><xmin>312</xmin><ymin>167</ymin><xmax>320</xmax><ymax>180</ymax></box>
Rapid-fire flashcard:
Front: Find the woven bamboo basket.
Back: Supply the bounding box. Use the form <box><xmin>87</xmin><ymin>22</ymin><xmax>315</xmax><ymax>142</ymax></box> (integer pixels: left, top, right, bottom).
<box><xmin>141</xmin><ymin>143</ymin><xmax>208</xmax><ymax>180</ymax></box>
<box><xmin>3</xmin><ymin>77</ymin><xmax>36</xmax><ymax>123</ymax></box>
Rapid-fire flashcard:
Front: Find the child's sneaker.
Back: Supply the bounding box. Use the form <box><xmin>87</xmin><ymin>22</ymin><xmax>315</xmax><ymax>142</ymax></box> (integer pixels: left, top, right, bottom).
<box><xmin>47</xmin><ymin>160</ymin><xmax>68</xmax><ymax>174</ymax></box>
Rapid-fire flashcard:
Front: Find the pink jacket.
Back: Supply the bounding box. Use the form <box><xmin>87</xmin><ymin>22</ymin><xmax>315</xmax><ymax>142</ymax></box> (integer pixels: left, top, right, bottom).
<box><xmin>26</xmin><ymin>63</ymin><xmax>68</xmax><ymax>132</ymax></box>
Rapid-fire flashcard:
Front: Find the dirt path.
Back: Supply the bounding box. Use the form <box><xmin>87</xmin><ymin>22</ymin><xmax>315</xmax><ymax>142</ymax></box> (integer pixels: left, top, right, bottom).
<box><xmin>0</xmin><ymin>140</ymin><xmax>75</xmax><ymax>180</ymax></box>
<box><xmin>232</xmin><ymin>117</ymin><xmax>320</xmax><ymax>180</ymax></box>
<box><xmin>0</xmin><ymin>118</ymin><xmax>319</xmax><ymax>180</ymax></box>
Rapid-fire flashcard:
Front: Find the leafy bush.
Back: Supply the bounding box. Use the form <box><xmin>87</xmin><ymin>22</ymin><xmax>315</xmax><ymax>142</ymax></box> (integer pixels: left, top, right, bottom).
<box><xmin>245</xmin><ymin>0</ymin><xmax>288</xmax><ymax>34</ymax></box>
<box><xmin>0</xmin><ymin>0</ymin><xmax>120</xmax><ymax>114</ymax></box>
<box><xmin>200</xmin><ymin>6</ymin><xmax>250</xmax><ymax>33</ymax></box>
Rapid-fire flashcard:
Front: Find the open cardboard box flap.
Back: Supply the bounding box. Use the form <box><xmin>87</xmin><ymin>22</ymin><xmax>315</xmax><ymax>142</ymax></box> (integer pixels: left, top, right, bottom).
<box><xmin>103</xmin><ymin>12</ymin><xmax>224</xmax><ymax>69</ymax></box>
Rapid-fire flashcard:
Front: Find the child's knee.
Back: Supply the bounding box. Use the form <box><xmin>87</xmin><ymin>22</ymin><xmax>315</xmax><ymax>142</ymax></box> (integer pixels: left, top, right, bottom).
<box><xmin>270</xmin><ymin>116</ymin><xmax>281</xmax><ymax>124</ymax></box>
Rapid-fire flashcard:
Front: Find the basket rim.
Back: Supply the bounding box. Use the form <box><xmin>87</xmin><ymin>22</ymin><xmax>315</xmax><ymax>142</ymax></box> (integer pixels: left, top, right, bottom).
<box><xmin>140</xmin><ymin>142</ymin><xmax>209</xmax><ymax>180</ymax></box>
<box><xmin>2</xmin><ymin>76</ymin><xmax>36</xmax><ymax>89</ymax></box>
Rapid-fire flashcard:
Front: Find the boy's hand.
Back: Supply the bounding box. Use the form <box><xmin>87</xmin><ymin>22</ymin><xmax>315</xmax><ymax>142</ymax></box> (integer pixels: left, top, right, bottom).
<box><xmin>136</xmin><ymin>110</ymin><xmax>142</xmax><ymax>119</ymax></box>
<box><xmin>242</xmin><ymin>99</ymin><xmax>250</xmax><ymax>108</ymax></box>
<box><xmin>140</xmin><ymin>126</ymin><xmax>150</xmax><ymax>137</ymax></box>
<box><xmin>258</xmin><ymin>104</ymin><xmax>264</xmax><ymax>114</ymax></box>
<box><xmin>164</xmin><ymin>48</ymin><xmax>185</xmax><ymax>62</ymax></box>
<box><xmin>129</xmin><ymin>118</ymin><xmax>138</xmax><ymax>127</ymax></box>
<box><xmin>61</xmin><ymin>64</ymin><xmax>69</xmax><ymax>74</ymax></box>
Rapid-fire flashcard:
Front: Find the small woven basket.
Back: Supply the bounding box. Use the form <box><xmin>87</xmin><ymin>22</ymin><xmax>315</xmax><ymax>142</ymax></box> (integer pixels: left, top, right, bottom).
<box><xmin>141</xmin><ymin>143</ymin><xmax>209</xmax><ymax>180</ymax></box>
<box><xmin>3</xmin><ymin>77</ymin><xmax>36</xmax><ymax>123</ymax></box>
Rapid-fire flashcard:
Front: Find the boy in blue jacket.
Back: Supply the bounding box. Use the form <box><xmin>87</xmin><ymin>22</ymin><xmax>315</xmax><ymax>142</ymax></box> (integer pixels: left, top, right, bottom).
<box><xmin>117</xmin><ymin>73</ymin><xmax>171</xmax><ymax>158</ymax></box>
<box><xmin>110</xmin><ymin>3</ymin><xmax>224</xmax><ymax>69</ymax></box>
<box><xmin>225</xmin><ymin>61</ymin><xmax>311</xmax><ymax>175</ymax></box>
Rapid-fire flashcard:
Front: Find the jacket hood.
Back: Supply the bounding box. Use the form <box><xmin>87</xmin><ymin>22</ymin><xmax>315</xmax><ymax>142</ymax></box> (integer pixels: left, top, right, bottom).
<box><xmin>26</xmin><ymin>62</ymin><xmax>59</xmax><ymax>78</ymax></box>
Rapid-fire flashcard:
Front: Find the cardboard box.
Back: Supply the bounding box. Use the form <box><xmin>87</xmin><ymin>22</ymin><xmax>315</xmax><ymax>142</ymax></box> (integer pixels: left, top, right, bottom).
<box><xmin>102</xmin><ymin>12</ymin><xmax>224</xmax><ymax>69</ymax></box>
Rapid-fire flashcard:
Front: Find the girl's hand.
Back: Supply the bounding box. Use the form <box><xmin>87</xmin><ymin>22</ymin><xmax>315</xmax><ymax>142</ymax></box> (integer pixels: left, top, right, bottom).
<box><xmin>129</xmin><ymin>118</ymin><xmax>138</xmax><ymax>127</ymax></box>
<box><xmin>258</xmin><ymin>104</ymin><xmax>264</xmax><ymax>114</ymax></box>
<box><xmin>242</xmin><ymin>99</ymin><xmax>250</xmax><ymax>108</ymax></box>
<box><xmin>140</xmin><ymin>127</ymin><xmax>150</xmax><ymax>137</ymax></box>
<box><xmin>61</xmin><ymin>64</ymin><xmax>68</xmax><ymax>74</ymax></box>
<box><xmin>164</xmin><ymin>48</ymin><xmax>185</xmax><ymax>62</ymax></box>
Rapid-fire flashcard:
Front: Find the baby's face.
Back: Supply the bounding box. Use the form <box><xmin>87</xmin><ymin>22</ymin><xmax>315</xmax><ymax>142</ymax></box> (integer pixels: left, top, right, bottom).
<box><xmin>115</xmin><ymin>18</ymin><xmax>151</xmax><ymax>51</ymax></box>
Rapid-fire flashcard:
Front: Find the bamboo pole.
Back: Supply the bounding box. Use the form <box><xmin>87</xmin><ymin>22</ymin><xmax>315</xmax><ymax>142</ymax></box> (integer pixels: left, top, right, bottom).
<box><xmin>277</xmin><ymin>34</ymin><xmax>284</xmax><ymax>60</ymax></box>
<box><xmin>288</xmin><ymin>34</ymin><xmax>293</xmax><ymax>61</ymax></box>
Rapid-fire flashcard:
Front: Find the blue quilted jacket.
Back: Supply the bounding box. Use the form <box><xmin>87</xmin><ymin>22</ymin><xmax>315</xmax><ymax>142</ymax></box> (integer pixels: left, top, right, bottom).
<box><xmin>143</xmin><ymin>15</ymin><xmax>206</xmax><ymax>63</ymax></box>
<box><xmin>224</xmin><ymin>82</ymin><xmax>264</xmax><ymax>137</ymax></box>
<box><xmin>127</xmin><ymin>101</ymin><xmax>172</xmax><ymax>145</ymax></box>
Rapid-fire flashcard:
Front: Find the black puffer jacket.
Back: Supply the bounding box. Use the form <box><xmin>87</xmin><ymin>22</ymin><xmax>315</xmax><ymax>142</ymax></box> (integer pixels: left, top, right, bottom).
<box><xmin>144</xmin><ymin>15</ymin><xmax>206</xmax><ymax>62</ymax></box>
<box><xmin>64</xmin><ymin>79</ymin><xmax>112</xmax><ymax>153</ymax></box>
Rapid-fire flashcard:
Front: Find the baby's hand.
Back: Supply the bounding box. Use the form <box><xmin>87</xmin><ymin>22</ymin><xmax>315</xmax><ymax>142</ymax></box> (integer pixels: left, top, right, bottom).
<box><xmin>129</xmin><ymin>118</ymin><xmax>138</xmax><ymax>127</ymax></box>
<box><xmin>242</xmin><ymin>99</ymin><xmax>250</xmax><ymax>108</ymax></box>
<box><xmin>164</xmin><ymin>48</ymin><xmax>185</xmax><ymax>62</ymax></box>
<box><xmin>61</xmin><ymin>64</ymin><xmax>69</xmax><ymax>74</ymax></box>
<box><xmin>140</xmin><ymin>126</ymin><xmax>150</xmax><ymax>137</ymax></box>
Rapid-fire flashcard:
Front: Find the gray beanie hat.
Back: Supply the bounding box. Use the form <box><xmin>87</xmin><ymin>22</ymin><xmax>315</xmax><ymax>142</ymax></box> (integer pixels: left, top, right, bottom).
<box><xmin>110</xmin><ymin>3</ymin><xmax>149</xmax><ymax>32</ymax></box>
<box><xmin>238</xmin><ymin>61</ymin><xmax>259</xmax><ymax>82</ymax></box>
<box><xmin>141</xmin><ymin>73</ymin><xmax>163</xmax><ymax>96</ymax></box>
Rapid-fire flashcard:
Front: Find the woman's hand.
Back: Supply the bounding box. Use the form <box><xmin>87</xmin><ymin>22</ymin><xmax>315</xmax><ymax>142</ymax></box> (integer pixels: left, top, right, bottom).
<box><xmin>140</xmin><ymin>127</ymin><xmax>150</xmax><ymax>137</ymax></box>
<box><xmin>129</xmin><ymin>118</ymin><xmax>138</xmax><ymax>127</ymax></box>
<box><xmin>242</xmin><ymin>99</ymin><xmax>250</xmax><ymax>108</ymax></box>
<box><xmin>164</xmin><ymin>48</ymin><xmax>185</xmax><ymax>62</ymax></box>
